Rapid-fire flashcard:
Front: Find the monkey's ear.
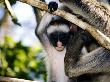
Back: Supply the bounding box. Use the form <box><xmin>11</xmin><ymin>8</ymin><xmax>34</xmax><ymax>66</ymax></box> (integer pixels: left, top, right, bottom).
<box><xmin>70</xmin><ymin>24</ymin><xmax>77</xmax><ymax>32</ymax></box>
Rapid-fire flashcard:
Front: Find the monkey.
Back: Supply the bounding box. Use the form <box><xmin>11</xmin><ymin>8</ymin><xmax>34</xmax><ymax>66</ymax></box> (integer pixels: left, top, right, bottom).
<box><xmin>35</xmin><ymin>13</ymin><xmax>69</xmax><ymax>82</ymax></box>
<box><xmin>35</xmin><ymin>1</ymin><xmax>73</xmax><ymax>82</ymax></box>
<box><xmin>57</xmin><ymin>0</ymin><xmax>110</xmax><ymax>82</ymax></box>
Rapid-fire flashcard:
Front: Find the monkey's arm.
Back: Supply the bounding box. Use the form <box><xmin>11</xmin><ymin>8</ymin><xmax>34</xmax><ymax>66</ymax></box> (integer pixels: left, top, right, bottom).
<box><xmin>35</xmin><ymin>12</ymin><xmax>54</xmax><ymax>48</ymax></box>
<box><xmin>67</xmin><ymin>47</ymin><xmax>110</xmax><ymax>77</ymax></box>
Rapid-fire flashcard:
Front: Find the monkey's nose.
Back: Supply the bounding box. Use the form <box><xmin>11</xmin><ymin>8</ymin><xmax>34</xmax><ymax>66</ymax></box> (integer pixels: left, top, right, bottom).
<box><xmin>57</xmin><ymin>40</ymin><xmax>62</xmax><ymax>47</ymax></box>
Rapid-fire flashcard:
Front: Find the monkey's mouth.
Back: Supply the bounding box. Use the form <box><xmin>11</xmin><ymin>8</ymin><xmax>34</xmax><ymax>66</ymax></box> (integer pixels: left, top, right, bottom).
<box><xmin>55</xmin><ymin>46</ymin><xmax>65</xmax><ymax>51</ymax></box>
<box><xmin>55</xmin><ymin>41</ymin><xmax>65</xmax><ymax>51</ymax></box>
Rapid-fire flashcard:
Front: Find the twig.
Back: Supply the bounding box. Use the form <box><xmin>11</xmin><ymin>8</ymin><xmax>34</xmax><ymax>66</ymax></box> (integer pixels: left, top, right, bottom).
<box><xmin>5</xmin><ymin>0</ymin><xmax>15</xmax><ymax>18</ymax></box>
<box><xmin>4</xmin><ymin>0</ymin><xmax>21</xmax><ymax>26</ymax></box>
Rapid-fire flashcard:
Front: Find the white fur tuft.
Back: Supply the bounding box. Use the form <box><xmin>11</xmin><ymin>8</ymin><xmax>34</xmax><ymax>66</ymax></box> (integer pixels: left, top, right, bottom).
<box><xmin>47</xmin><ymin>25</ymin><xmax>69</xmax><ymax>34</ymax></box>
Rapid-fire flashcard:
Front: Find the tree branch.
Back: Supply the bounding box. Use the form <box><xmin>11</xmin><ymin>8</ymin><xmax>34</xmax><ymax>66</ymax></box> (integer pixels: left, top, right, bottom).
<box><xmin>19</xmin><ymin>0</ymin><xmax>110</xmax><ymax>50</ymax></box>
<box><xmin>0</xmin><ymin>76</ymin><xmax>36</xmax><ymax>82</ymax></box>
<box><xmin>61</xmin><ymin>0</ymin><xmax>110</xmax><ymax>38</ymax></box>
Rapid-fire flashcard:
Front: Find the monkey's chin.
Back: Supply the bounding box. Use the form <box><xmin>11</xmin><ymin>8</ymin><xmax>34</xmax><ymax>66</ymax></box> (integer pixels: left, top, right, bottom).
<box><xmin>55</xmin><ymin>46</ymin><xmax>65</xmax><ymax>51</ymax></box>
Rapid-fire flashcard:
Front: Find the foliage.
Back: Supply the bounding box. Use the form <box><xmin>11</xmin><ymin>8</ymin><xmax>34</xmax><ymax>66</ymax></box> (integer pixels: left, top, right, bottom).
<box><xmin>0</xmin><ymin>36</ymin><xmax>46</xmax><ymax>81</ymax></box>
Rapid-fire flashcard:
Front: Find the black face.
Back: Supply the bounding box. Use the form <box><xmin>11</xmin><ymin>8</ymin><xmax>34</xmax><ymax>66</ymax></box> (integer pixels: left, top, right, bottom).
<box><xmin>48</xmin><ymin>31</ymin><xmax>70</xmax><ymax>51</ymax></box>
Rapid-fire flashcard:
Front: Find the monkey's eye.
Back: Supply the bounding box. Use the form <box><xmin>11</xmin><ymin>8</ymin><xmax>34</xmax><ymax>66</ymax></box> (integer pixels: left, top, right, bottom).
<box><xmin>59</xmin><ymin>33</ymin><xmax>70</xmax><ymax>45</ymax></box>
<box><xmin>48</xmin><ymin>33</ymin><xmax>58</xmax><ymax>47</ymax></box>
<box><xmin>51</xmin><ymin>33</ymin><xmax>58</xmax><ymax>39</ymax></box>
<box><xmin>48</xmin><ymin>1</ymin><xmax>58</xmax><ymax>12</ymax></box>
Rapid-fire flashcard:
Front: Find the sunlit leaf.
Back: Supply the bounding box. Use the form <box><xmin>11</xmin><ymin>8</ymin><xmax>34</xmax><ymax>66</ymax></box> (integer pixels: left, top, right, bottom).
<box><xmin>6</xmin><ymin>67</ymin><xmax>16</xmax><ymax>76</ymax></box>
<box><xmin>14</xmin><ymin>66</ymin><xmax>20</xmax><ymax>72</ymax></box>
<box><xmin>28</xmin><ymin>60</ymin><xmax>37</xmax><ymax>68</ymax></box>
<box><xmin>2</xmin><ymin>57</ymin><xmax>8</xmax><ymax>68</ymax></box>
<box><xmin>5</xmin><ymin>36</ymin><xmax>16</xmax><ymax>48</ymax></box>
<box><xmin>16</xmin><ymin>50</ymin><xmax>26</xmax><ymax>62</ymax></box>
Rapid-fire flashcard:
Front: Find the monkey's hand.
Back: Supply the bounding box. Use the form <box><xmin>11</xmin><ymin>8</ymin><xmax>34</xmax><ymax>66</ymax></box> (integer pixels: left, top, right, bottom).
<box><xmin>48</xmin><ymin>1</ymin><xmax>58</xmax><ymax>13</ymax></box>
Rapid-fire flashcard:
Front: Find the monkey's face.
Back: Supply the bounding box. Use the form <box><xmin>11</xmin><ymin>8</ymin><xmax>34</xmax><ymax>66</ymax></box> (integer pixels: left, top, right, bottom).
<box><xmin>47</xmin><ymin>21</ymin><xmax>70</xmax><ymax>51</ymax></box>
<box><xmin>48</xmin><ymin>31</ymin><xmax>70</xmax><ymax>51</ymax></box>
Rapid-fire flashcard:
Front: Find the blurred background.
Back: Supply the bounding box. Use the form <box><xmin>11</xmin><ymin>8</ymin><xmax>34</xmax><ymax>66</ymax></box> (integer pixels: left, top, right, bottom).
<box><xmin>0</xmin><ymin>0</ymin><xmax>55</xmax><ymax>82</ymax></box>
